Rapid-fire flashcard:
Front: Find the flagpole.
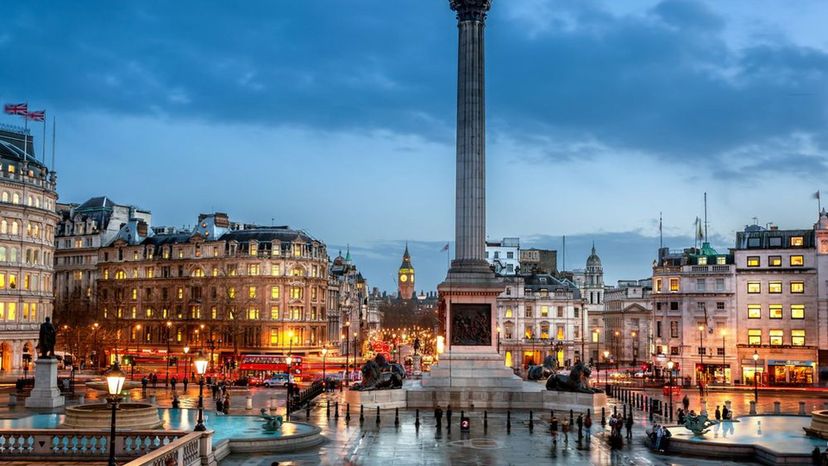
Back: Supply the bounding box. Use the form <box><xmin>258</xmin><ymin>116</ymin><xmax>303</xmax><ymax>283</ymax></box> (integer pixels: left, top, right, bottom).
<box><xmin>41</xmin><ymin>119</ymin><xmax>46</xmax><ymax>163</ymax></box>
<box><xmin>51</xmin><ymin>117</ymin><xmax>56</xmax><ymax>171</ymax></box>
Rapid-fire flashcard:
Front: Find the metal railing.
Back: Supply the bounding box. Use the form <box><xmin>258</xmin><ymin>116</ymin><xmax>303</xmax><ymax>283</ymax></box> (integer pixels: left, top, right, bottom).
<box><xmin>289</xmin><ymin>379</ymin><xmax>324</xmax><ymax>413</ymax></box>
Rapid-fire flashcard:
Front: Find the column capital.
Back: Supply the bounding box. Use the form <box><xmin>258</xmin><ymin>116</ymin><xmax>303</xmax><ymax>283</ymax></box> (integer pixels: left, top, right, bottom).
<box><xmin>449</xmin><ymin>0</ymin><xmax>491</xmax><ymax>23</ymax></box>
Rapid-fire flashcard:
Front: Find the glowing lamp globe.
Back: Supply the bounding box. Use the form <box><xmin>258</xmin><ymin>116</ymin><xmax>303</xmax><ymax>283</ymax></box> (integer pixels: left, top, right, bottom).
<box><xmin>106</xmin><ymin>363</ymin><xmax>126</xmax><ymax>396</ymax></box>
<box><xmin>194</xmin><ymin>354</ymin><xmax>208</xmax><ymax>376</ymax></box>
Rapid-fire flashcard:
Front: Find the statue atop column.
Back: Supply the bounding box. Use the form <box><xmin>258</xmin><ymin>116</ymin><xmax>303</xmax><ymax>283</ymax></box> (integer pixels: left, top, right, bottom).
<box><xmin>37</xmin><ymin>317</ymin><xmax>56</xmax><ymax>359</ymax></box>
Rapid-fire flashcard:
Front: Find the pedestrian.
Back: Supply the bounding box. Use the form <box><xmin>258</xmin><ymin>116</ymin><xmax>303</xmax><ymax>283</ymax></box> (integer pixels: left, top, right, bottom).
<box><xmin>151</xmin><ymin>373</ymin><xmax>157</xmax><ymax>388</ymax></box>
<box><xmin>655</xmin><ymin>424</ymin><xmax>665</xmax><ymax>452</ymax></box>
<box><xmin>171</xmin><ymin>376</ymin><xmax>177</xmax><ymax>391</ymax></box>
<box><xmin>434</xmin><ymin>407</ymin><xmax>443</xmax><ymax>427</ymax></box>
<box><xmin>141</xmin><ymin>376</ymin><xmax>148</xmax><ymax>391</ymax></box>
<box><xmin>584</xmin><ymin>412</ymin><xmax>592</xmax><ymax>442</ymax></box>
<box><xmin>677</xmin><ymin>408</ymin><xmax>686</xmax><ymax>425</ymax></box>
<box><xmin>682</xmin><ymin>394</ymin><xmax>690</xmax><ymax>412</ymax></box>
<box><xmin>211</xmin><ymin>383</ymin><xmax>219</xmax><ymax>400</ymax></box>
<box><xmin>183</xmin><ymin>377</ymin><xmax>189</xmax><ymax>392</ymax></box>
<box><xmin>576</xmin><ymin>413</ymin><xmax>583</xmax><ymax>441</ymax></box>
<box><xmin>172</xmin><ymin>394</ymin><xmax>180</xmax><ymax>409</ymax></box>
<box><xmin>216</xmin><ymin>396</ymin><xmax>224</xmax><ymax>415</ymax></box>
<box><xmin>722</xmin><ymin>405</ymin><xmax>730</xmax><ymax>420</ymax></box>
<box><xmin>446</xmin><ymin>405</ymin><xmax>452</xmax><ymax>425</ymax></box>
<box><xmin>550</xmin><ymin>416</ymin><xmax>558</xmax><ymax>447</ymax></box>
<box><xmin>223</xmin><ymin>393</ymin><xmax>230</xmax><ymax>415</ymax></box>
<box><xmin>715</xmin><ymin>405</ymin><xmax>721</xmax><ymax>421</ymax></box>
<box><xmin>561</xmin><ymin>417</ymin><xmax>570</xmax><ymax>444</ymax></box>
<box><xmin>625</xmin><ymin>414</ymin><xmax>633</xmax><ymax>440</ymax></box>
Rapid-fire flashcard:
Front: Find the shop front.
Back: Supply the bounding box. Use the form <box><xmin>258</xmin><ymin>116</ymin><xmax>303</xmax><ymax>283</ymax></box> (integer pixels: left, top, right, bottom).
<box><xmin>767</xmin><ymin>359</ymin><xmax>815</xmax><ymax>386</ymax></box>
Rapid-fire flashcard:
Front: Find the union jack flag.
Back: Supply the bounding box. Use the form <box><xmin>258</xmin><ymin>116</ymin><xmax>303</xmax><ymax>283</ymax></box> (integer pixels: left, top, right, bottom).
<box><xmin>3</xmin><ymin>103</ymin><xmax>27</xmax><ymax>115</ymax></box>
<box><xmin>25</xmin><ymin>110</ymin><xmax>45</xmax><ymax>122</ymax></box>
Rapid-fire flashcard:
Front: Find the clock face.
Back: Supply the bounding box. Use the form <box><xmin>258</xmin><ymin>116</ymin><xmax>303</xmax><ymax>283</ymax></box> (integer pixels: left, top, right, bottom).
<box><xmin>400</xmin><ymin>274</ymin><xmax>408</xmax><ymax>282</ymax></box>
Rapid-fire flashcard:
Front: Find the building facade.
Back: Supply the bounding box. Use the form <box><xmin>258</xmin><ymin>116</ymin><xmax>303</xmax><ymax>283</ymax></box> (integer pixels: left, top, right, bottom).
<box><xmin>95</xmin><ymin>212</ymin><xmax>329</xmax><ymax>370</ymax></box>
<box><xmin>54</xmin><ymin>197</ymin><xmax>150</xmax><ymax>345</ymax></box>
<box><xmin>651</xmin><ymin>244</ymin><xmax>736</xmax><ymax>385</ymax></box>
<box><xmin>734</xmin><ymin>226</ymin><xmax>819</xmax><ymax>386</ymax></box>
<box><xmin>329</xmin><ymin>248</ymin><xmax>371</xmax><ymax>357</ymax></box>
<box><xmin>0</xmin><ymin>127</ymin><xmax>58</xmax><ymax>371</ymax></box>
<box><xmin>485</xmin><ymin>237</ymin><xmax>520</xmax><ymax>275</ymax></box>
<box><xmin>520</xmin><ymin>248</ymin><xmax>557</xmax><ymax>275</ymax></box>
<box><xmin>602</xmin><ymin>279</ymin><xmax>652</xmax><ymax>367</ymax></box>
<box><xmin>496</xmin><ymin>273</ymin><xmax>587</xmax><ymax>370</ymax></box>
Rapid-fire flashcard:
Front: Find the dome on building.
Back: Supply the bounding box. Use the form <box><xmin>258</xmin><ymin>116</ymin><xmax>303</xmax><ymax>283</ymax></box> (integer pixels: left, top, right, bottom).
<box><xmin>586</xmin><ymin>243</ymin><xmax>602</xmax><ymax>267</ymax></box>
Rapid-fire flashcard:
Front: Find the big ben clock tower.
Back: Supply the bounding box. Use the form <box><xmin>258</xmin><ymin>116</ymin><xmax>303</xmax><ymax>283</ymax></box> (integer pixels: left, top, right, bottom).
<box><xmin>398</xmin><ymin>243</ymin><xmax>415</xmax><ymax>300</ymax></box>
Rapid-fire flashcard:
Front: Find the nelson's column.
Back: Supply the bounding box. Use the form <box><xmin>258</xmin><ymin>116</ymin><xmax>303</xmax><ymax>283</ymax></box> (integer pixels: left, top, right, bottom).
<box><xmin>421</xmin><ymin>0</ymin><xmax>523</xmax><ymax>392</ymax></box>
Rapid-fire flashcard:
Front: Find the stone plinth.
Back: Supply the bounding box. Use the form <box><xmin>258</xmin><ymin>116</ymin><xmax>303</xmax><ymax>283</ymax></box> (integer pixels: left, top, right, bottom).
<box><xmin>406</xmin><ymin>380</ymin><xmax>605</xmax><ymax>411</ymax></box>
<box><xmin>344</xmin><ymin>389</ymin><xmax>408</xmax><ymax>410</ymax></box>
<box><xmin>420</xmin><ymin>352</ymin><xmax>522</xmax><ymax>390</ymax></box>
<box><xmin>25</xmin><ymin>358</ymin><xmax>64</xmax><ymax>409</ymax></box>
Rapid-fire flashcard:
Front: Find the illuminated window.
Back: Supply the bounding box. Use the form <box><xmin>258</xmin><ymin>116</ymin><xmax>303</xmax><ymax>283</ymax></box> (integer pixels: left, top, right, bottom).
<box><xmin>248</xmin><ymin>286</ymin><xmax>257</xmax><ymax>298</ymax></box>
<box><xmin>716</xmin><ymin>256</ymin><xmax>726</xmax><ymax>265</ymax></box>
<box><xmin>131</xmin><ymin>307</ymin><xmax>137</xmax><ymax>318</ymax></box>
<box><xmin>247</xmin><ymin>307</ymin><xmax>259</xmax><ymax>319</ymax></box>
<box><xmin>163</xmin><ymin>248</ymin><xmax>170</xmax><ymax>259</ymax></box>
<box><xmin>290</xmin><ymin>287</ymin><xmax>303</xmax><ymax>300</ymax></box>
<box><xmin>768</xmin><ymin>281</ymin><xmax>782</xmax><ymax>294</ymax></box>
<box><xmin>247</xmin><ymin>264</ymin><xmax>259</xmax><ymax>276</ymax></box>
<box><xmin>131</xmin><ymin>288</ymin><xmax>137</xmax><ymax>299</ymax></box>
<box><xmin>556</xmin><ymin>325</ymin><xmax>565</xmax><ymax>340</ymax></box>
<box><xmin>540</xmin><ymin>323</ymin><xmax>549</xmax><ymax>339</ymax></box>
<box><xmin>669</xmin><ymin>278</ymin><xmax>679</xmax><ymax>292</ymax></box>
<box><xmin>211</xmin><ymin>267</ymin><xmax>218</xmax><ymax>277</ymax></box>
<box><xmin>290</xmin><ymin>307</ymin><xmax>302</xmax><ymax>320</ymax></box>
<box><xmin>747</xmin><ymin>304</ymin><xmax>761</xmax><ymax>318</ymax></box>
<box><xmin>747</xmin><ymin>282</ymin><xmax>760</xmax><ymax>294</ymax></box>
<box><xmin>540</xmin><ymin>306</ymin><xmax>548</xmax><ymax>317</ymax></box>
<box><xmin>146</xmin><ymin>267</ymin><xmax>154</xmax><ymax>278</ymax></box>
<box><xmin>790</xmin><ymin>281</ymin><xmax>805</xmax><ymax>294</ymax></box>
<box><xmin>655</xmin><ymin>278</ymin><xmax>662</xmax><ymax>292</ymax></box>
<box><xmin>192</xmin><ymin>268</ymin><xmax>204</xmax><ymax>277</ymax></box>
<box><xmin>748</xmin><ymin>329</ymin><xmax>761</xmax><ymax>345</ymax></box>
<box><xmin>792</xmin><ymin>329</ymin><xmax>805</xmax><ymax>346</ymax></box>
<box><xmin>768</xmin><ymin>256</ymin><xmax>782</xmax><ymax>267</ymax></box>
<box><xmin>505</xmin><ymin>308</ymin><xmax>513</xmax><ymax>318</ymax></box>
<box><xmin>146</xmin><ymin>308</ymin><xmax>153</xmax><ymax>318</ymax></box>
<box><xmin>592</xmin><ymin>331</ymin><xmax>599</xmax><ymax>343</ymax></box>
<box><xmin>769</xmin><ymin>329</ymin><xmax>783</xmax><ymax>346</ymax></box>
<box><xmin>293</xmin><ymin>245</ymin><xmax>302</xmax><ymax>257</ymax></box>
<box><xmin>271</xmin><ymin>264</ymin><xmax>281</xmax><ymax>276</ymax></box>
<box><xmin>270</xmin><ymin>306</ymin><xmax>280</xmax><ymax>320</ymax></box>
<box><xmin>769</xmin><ymin>304</ymin><xmax>782</xmax><ymax>319</ymax></box>
<box><xmin>6</xmin><ymin>302</ymin><xmax>15</xmax><ymax>320</ymax></box>
<box><xmin>746</xmin><ymin>256</ymin><xmax>760</xmax><ymax>267</ymax></box>
<box><xmin>271</xmin><ymin>286</ymin><xmax>280</xmax><ymax>299</ymax></box>
<box><xmin>249</xmin><ymin>243</ymin><xmax>258</xmax><ymax>256</ymax></box>
<box><xmin>790</xmin><ymin>255</ymin><xmax>804</xmax><ymax>266</ymax></box>
<box><xmin>790</xmin><ymin>236</ymin><xmax>804</xmax><ymax>247</ymax></box>
<box><xmin>177</xmin><ymin>287</ymin><xmax>184</xmax><ymax>299</ymax></box>
<box><xmin>228</xmin><ymin>287</ymin><xmax>236</xmax><ymax>299</ymax></box>
<box><xmin>178</xmin><ymin>249</ymin><xmax>184</xmax><ymax>259</ymax></box>
<box><xmin>115</xmin><ymin>270</ymin><xmax>126</xmax><ymax>280</ymax></box>
<box><xmin>211</xmin><ymin>306</ymin><xmax>217</xmax><ymax>319</ymax></box>
<box><xmin>270</xmin><ymin>329</ymin><xmax>279</xmax><ymax>345</ymax></box>
<box><xmin>311</xmin><ymin>287</ymin><xmax>317</xmax><ymax>301</ymax></box>
<box><xmin>791</xmin><ymin>304</ymin><xmax>805</xmax><ymax>319</ymax></box>
<box><xmin>291</xmin><ymin>267</ymin><xmax>303</xmax><ymax>277</ymax></box>
<box><xmin>697</xmin><ymin>256</ymin><xmax>708</xmax><ymax>265</ymax></box>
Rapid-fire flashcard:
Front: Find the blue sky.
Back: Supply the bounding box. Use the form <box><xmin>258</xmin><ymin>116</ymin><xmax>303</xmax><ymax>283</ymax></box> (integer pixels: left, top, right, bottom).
<box><xmin>2</xmin><ymin>1</ymin><xmax>827</xmax><ymax>292</ymax></box>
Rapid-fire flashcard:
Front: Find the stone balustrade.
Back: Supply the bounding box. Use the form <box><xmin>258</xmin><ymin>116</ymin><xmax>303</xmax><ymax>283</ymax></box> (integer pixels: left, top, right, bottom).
<box><xmin>0</xmin><ymin>429</ymin><xmax>192</xmax><ymax>461</ymax></box>
<box><xmin>122</xmin><ymin>432</ymin><xmax>208</xmax><ymax>466</ymax></box>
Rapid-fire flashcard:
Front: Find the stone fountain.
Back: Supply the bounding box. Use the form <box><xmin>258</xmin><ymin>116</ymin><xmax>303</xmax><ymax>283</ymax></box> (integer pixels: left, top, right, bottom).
<box><xmin>62</xmin><ymin>403</ymin><xmax>163</xmax><ymax>430</ymax></box>
<box><xmin>803</xmin><ymin>410</ymin><xmax>828</xmax><ymax>439</ymax></box>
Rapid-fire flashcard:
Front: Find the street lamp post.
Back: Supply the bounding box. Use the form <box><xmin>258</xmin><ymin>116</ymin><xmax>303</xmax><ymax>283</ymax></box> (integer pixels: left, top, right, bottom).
<box><xmin>286</xmin><ymin>355</ymin><xmax>293</xmax><ymax>421</ymax></box>
<box><xmin>614</xmin><ymin>331</ymin><xmax>620</xmax><ymax>369</ymax></box>
<box><xmin>698</xmin><ymin>324</ymin><xmax>705</xmax><ymax>395</ymax></box>
<box><xmin>165</xmin><ymin>321</ymin><xmax>172</xmax><ymax>387</ymax></box>
<box><xmin>667</xmin><ymin>359</ymin><xmax>674</xmax><ymax>422</ymax></box>
<box><xmin>595</xmin><ymin>328</ymin><xmax>601</xmax><ymax>381</ymax></box>
<box><xmin>106</xmin><ymin>362</ymin><xmax>126</xmax><ymax>466</ymax></box>
<box><xmin>194</xmin><ymin>352</ymin><xmax>208</xmax><ymax>431</ymax></box>
<box><xmin>496</xmin><ymin>326</ymin><xmax>501</xmax><ymax>354</ymax></box>
<box><xmin>721</xmin><ymin>329</ymin><xmax>727</xmax><ymax>384</ymax></box>
<box><xmin>603</xmin><ymin>350</ymin><xmax>610</xmax><ymax>385</ymax></box>
<box><xmin>321</xmin><ymin>347</ymin><xmax>328</xmax><ymax>390</ymax></box>
<box><xmin>631</xmin><ymin>331</ymin><xmax>637</xmax><ymax>367</ymax></box>
<box><xmin>183</xmin><ymin>346</ymin><xmax>190</xmax><ymax>382</ymax></box>
<box><xmin>753</xmin><ymin>350</ymin><xmax>759</xmax><ymax>403</ymax></box>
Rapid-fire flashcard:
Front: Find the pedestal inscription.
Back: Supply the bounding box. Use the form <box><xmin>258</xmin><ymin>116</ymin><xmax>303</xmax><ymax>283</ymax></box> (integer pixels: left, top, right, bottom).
<box><xmin>450</xmin><ymin>304</ymin><xmax>491</xmax><ymax>346</ymax></box>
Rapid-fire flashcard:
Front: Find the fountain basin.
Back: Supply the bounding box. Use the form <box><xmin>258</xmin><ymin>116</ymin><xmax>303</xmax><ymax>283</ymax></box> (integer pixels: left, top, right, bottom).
<box><xmin>62</xmin><ymin>403</ymin><xmax>163</xmax><ymax>430</ymax></box>
<box><xmin>803</xmin><ymin>410</ymin><xmax>828</xmax><ymax>439</ymax></box>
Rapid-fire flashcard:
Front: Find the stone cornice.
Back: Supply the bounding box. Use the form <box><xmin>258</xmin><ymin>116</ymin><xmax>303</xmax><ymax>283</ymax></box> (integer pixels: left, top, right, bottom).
<box><xmin>449</xmin><ymin>0</ymin><xmax>491</xmax><ymax>23</ymax></box>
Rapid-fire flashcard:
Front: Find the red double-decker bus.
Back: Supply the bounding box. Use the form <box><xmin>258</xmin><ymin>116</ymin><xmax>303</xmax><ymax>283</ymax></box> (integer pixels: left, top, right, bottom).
<box><xmin>239</xmin><ymin>354</ymin><xmax>303</xmax><ymax>384</ymax></box>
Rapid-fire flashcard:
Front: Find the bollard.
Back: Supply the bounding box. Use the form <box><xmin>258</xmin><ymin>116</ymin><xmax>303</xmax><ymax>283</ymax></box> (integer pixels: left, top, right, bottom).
<box><xmin>376</xmin><ymin>407</ymin><xmax>381</xmax><ymax>425</ymax></box>
<box><xmin>800</xmin><ymin>401</ymin><xmax>806</xmax><ymax>416</ymax></box>
<box><xmin>78</xmin><ymin>394</ymin><xmax>85</xmax><ymax>405</ymax></box>
<box><xmin>529</xmin><ymin>411</ymin><xmax>534</xmax><ymax>432</ymax></box>
<box><xmin>395</xmin><ymin>408</ymin><xmax>400</xmax><ymax>427</ymax></box>
<box><xmin>306</xmin><ymin>404</ymin><xmax>311</xmax><ymax>419</ymax></box>
<box><xmin>246</xmin><ymin>395</ymin><xmax>253</xmax><ymax>411</ymax></box>
<box><xmin>749</xmin><ymin>401</ymin><xmax>757</xmax><ymax>415</ymax></box>
<box><xmin>613</xmin><ymin>405</ymin><xmax>617</xmax><ymax>416</ymax></box>
<box><xmin>360</xmin><ymin>404</ymin><xmax>365</xmax><ymax>424</ymax></box>
<box><xmin>507</xmin><ymin>410</ymin><xmax>511</xmax><ymax>433</ymax></box>
<box><xmin>570</xmin><ymin>409</ymin><xmax>574</xmax><ymax>426</ymax></box>
<box><xmin>327</xmin><ymin>400</ymin><xmax>330</xmax><ymax>418</ymax></box>
<box><xmin>773</xmin><ymin>401</ymin><xmax>781</xmax><ymax>415</ymax></box>
<box><xmin>149</xmin><ymin>395</ymin><xmax>157</xmax><ymax>405</ymax></box>
<box><xmin>345</xmin><ymin>403</ymin><xmax>351</xmax><ymax>422</ymax></box>
<box><xmin>601</xmin><ymin>407</ymin><xmax>606</xmax><ymax>427</ymax></box>
<box><xmin>415</xmin><ymin>409</ymin><xmax>420</xmax><ymax>428</ymax></box>
<box><xmin>335</xmin><ymin>401</ymin><xmax>339</xmax><ymax>419</ymax></box>
<box><xmin>649</xmin><ymin>399</ymin><xmax>654</xmax><ymax>421</ymax></box>
<box><xmin>484</xmin><ymin>410</ymin><xmax>488</xmax><ymax>431</ymax></box>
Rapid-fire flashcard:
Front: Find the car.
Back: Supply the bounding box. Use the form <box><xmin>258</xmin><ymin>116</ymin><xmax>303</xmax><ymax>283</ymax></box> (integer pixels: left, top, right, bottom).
<box><xmin>264</xmin><ymin>374</ymin><xmax>293</xmax><ymax>388</ymax></box>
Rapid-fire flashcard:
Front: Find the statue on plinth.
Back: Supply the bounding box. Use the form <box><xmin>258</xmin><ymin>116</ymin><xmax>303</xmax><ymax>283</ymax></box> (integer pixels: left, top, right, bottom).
<box><xmin>352</xmin><ymin>354</ymin><xmax>403</xmax><ymax>391</ymax></box>
<box><xmin>545</xmin><ymin>361</ymin><xmax>603</xmax><ymax>393</ymax></box>
<box><xmin>37</xmin><ymin>317</ymin><xmax>56</xmax><ymax>359</ymax></box>
<box><xmin>528</xmin><ymin>355</ymin><xmax>557</xmax><ymax>381</ymax></box>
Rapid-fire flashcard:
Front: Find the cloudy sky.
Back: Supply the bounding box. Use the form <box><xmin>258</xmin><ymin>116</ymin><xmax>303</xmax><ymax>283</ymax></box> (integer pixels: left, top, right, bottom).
<box><xmin>2</xmin><ymin>1</ymin><xmax>827</xmax><ymax>292</ymax></box>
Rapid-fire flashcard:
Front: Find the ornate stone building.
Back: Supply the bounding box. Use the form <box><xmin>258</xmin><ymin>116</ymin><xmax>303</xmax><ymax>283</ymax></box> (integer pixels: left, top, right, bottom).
<box><xmin>328</xmin><ymin>248</ymin><xmax>371</xmax><ymax>356</ymax></box>
<box><xmin>0</xmin><ymin>127</ymin><xmax>58</xmax><ymax>371</ymax></box>
<box><xmin>96</xmin><ymin>212</ymin><xmax>329</xmax><ymax>369</ymax></box>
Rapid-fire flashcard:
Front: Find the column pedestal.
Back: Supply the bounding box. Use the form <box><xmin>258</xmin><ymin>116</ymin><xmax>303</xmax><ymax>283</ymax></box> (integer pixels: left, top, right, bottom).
<box><xmin>25</xmin><ymin>358</ymin><xmax>65</xmax><ymax>409</ymax></box>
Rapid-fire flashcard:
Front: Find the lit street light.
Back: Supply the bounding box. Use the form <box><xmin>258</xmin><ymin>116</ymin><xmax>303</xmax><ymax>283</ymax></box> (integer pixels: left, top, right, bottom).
<box><xmin>667</xmin><ymin>359</ymin><xmax>674</xmax><ymax>422</ymax></box>
<box><xmin>321</xmin><ymin>347</ymin><xmax>328</xmax><ymax>390</ymax></box>
<box><xmin>753</xmin><ymin>350</ymin><xmax>759</xmax><ymax>403</ymax></box>
<box><xmin>603</xmin><ymin>350</ymin><xmax>610</xmax><ymax>385</ymax></box>
<box><xmin>106</xmin><ymin>362</ymin><xmax>126</xmax><ymax>466</ymax></box>
<box><xmin>194</xmin><ymin>352</ymin><xmax>208</xmax><ymax>431</ymax></box>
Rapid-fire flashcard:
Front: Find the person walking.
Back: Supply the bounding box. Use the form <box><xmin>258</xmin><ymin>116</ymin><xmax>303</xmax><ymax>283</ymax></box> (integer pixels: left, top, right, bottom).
<box><xmin>216</xmin><ymin>396</ymin><xmax>224</xmax><ymax>415</ymax></box>
<box><xmin>211</xmin><ymin>383</ymin><xmax>219</xmax><ymax>400</ymax></box>
<box><xmin>715</xmin><ymin>405</ymin><xmax>721</xmax><ymax>421</ymax></box>
<box><xmin>576</xmin><ymin>413</ymin><xmax>583</xmax><ymax>442</ymax></box>
<box><xmin>562</xmin><ymin>417</ymin><xmax>570</xmax><ymax>444</ymax></box>
<box><xmin>625</xmin><ymin>414</ymin><xmax>633</xmax><ymax>440</ymax></box>
<box><xmin>141</xmin><ymin>376</ymin><xmax>148</xmax><ymax>392</ymax></box>
<box><xmin>722</xmin><ymin>405</ymin><xmax>730</xmax><ymax>420</ymax></box>
<box><xmin>584</xmin><ymin>412</ymin><xmax>592</xmax><ymax>442</ymax></box>
<box><xmin>223</xmin><ymin>393</ymin><xmax>230</xmax><ymax>415</ymax></box>
<box><xmin>170</xmin><ymin>376</ymin><xmax>177</xmax><ymax>392</ymax></box>
<box><xmin>151</xmin><ymin>372</ymin><xmax>157</xmax><ymax>388</ymax></box>
<box><xmin>550</xmin><ymin>416</ymin><xmax>559</xmax><ymax>448</ymax></box>
<box><xmin>183</xmin><ymin>377</ymin><xmax>189</xmax><ymax>392</ymax></box>
<box><xmin>682</xmin><ymin>394</ymin><xmax>690</xmax><ymax>412</ymax></box>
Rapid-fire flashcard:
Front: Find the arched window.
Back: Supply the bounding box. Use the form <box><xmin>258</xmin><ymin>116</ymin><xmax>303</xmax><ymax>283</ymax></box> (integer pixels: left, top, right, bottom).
<box><xmin>27</xmin><ymin>195</ymin><xmax>32</xmax><ymax>206</ymax></box>
<box><xmin>11</xmin><ymin>221</ymin><xmax>18</xmax><ymax>236</ymax></box>
<box><xmin>0</xmin><ymin>246</ymin><xmax>6</xmax><ymax>261</ymax></box>
<box><xmin>192</xmin><ymin>268</ymin><xmax>204</xmax><ymax>277</ymax></box>
<box><xmin>115</xmin><ymin>270</ymin><xmax>126</xmax><ymax>280</ymax></box>
<box><xmin>0</xmin><ymin>220</ymin><xmax>6</xmax><ymax>234</ymax></box>
<box><xmin>1</xmin><ymin>192</ymin><xmax>7</xmax><ymax>203</ymax></box>
<box><xmin>9</xmin><ymin>248</ymin><xmax>17</xmax><ymax>262</ymax></box>
<box><xmin>12</xmin><ymin>193</ymin><xmax>19</xmax><ymax>204</ymax></box>
<box><xmin>291</xmin><ymin>267</ymin><xmax>304</xmax><ymax>277</ymax></box>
